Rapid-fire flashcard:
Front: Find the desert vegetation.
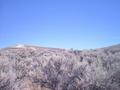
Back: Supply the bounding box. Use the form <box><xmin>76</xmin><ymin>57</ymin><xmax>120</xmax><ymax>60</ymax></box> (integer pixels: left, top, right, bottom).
<box><xmin>0</xmin><ymin>45</ymin><xmax>120</xmax><ymax>90</ymax></box>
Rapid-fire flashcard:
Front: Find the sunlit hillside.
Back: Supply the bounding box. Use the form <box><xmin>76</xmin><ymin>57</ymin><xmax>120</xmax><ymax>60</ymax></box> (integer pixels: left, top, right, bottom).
<box><xmin>0</xmin><ymin>44</ymin><xmax>120</xmax><ymax>90</ymax></box>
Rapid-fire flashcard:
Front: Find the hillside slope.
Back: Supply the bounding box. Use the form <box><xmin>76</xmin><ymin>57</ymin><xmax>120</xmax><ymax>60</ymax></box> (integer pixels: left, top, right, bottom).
<box><xmin>0</xmin><ymin>45</ymin><xmax>120</xmax><ymax>90</ymax></box>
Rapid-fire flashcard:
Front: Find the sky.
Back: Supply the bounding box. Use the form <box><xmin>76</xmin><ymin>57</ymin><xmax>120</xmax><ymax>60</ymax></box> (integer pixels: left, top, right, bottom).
<box><xmin>0</xmin><ymin>0</ymin><xmax>120</xmax><ymax>49</ymax></box>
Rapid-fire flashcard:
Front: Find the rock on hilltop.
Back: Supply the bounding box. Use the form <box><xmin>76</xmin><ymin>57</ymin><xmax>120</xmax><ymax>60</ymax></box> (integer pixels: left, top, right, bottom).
<box><xmin>0</xmin><ymin>44</ymin><xmax>120</xmax><ymax>90</ymax></box>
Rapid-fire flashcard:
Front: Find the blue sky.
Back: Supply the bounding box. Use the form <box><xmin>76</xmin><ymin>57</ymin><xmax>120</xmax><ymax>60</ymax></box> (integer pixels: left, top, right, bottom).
<box><xmin>0</xmin><ymin>0</ymin><xmax>120</xmax><ymax>49</ymax></box>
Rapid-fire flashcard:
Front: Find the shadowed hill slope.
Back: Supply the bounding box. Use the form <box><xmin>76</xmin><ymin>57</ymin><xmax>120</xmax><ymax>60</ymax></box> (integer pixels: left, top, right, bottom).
<box><xmin>0</xmin><ymin>44</ymin><xmax>120</xmax><ymax>90</ymax></box>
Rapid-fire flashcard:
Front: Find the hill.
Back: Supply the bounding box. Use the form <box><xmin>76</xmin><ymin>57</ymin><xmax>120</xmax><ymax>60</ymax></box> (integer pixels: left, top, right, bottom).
<box><xmin>0</xmin><ymin>44</ymin><xmax>120</xmax><ymax>90</ymax></box>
